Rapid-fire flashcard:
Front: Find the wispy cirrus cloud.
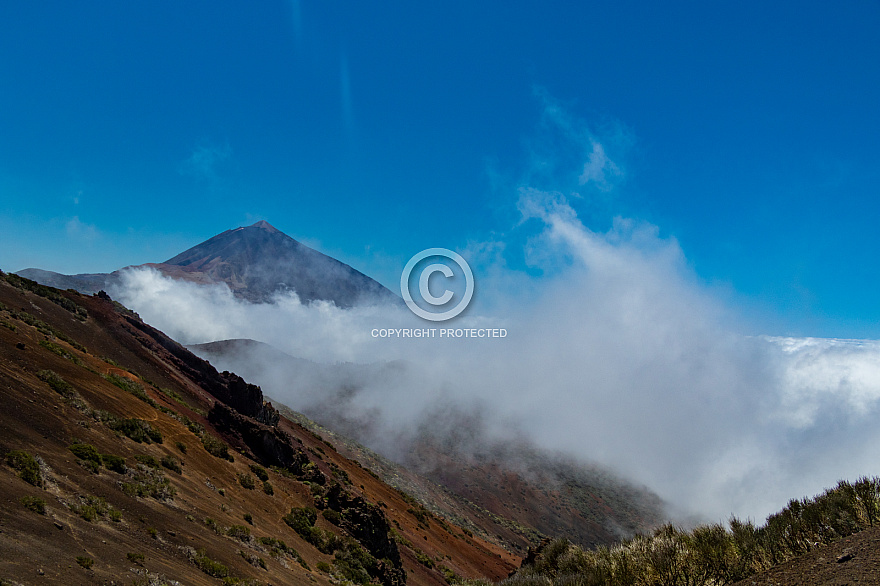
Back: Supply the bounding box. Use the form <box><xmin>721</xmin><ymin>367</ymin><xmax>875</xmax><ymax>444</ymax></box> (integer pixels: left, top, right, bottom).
<box><xmin>180</xmin><ymin>142</ymin><xmax>232</xmax><ymax>185</ymax></box>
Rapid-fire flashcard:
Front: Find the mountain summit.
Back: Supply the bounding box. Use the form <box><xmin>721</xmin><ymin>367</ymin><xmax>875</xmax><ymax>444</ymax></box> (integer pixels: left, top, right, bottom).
<box><xmin>18</xmin><ymin>221</ymin><xmax>398</xmax><ymax>307</ymax></box>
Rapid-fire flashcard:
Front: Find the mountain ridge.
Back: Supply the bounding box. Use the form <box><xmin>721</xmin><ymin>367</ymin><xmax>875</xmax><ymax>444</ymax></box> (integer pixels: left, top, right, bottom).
<box><xmin>18</xmin><ymin>221</ymin><xmax>399</xmax><ymax>307</ymax></box>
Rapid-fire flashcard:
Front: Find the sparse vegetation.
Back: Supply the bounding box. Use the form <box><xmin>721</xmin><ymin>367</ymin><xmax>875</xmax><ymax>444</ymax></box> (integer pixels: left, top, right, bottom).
<box><xmin>249</xmin><ymin>464</ymin><xmax>269</xmax><ymax>481</ymax></box>
<box><xmin>4</xmin><ymin>307</ymin><xmax>86</xmax><ymax>350</ymax></box>
<box><xmin>120</xmin><ymin>465</ymin><xmax>176</xmax><ymax>501</ymax></box>
<box><xmin>20</xmin><ymin>495</ymin><xmax>46</xmax><ymax>514</ymax></box>
<box><xmin>238</xmin><ymin>550</ymin><xmax>266</xmax><ymax>569</ymax></box>
<box><xmin>262</xmin><ymin>480</ymin><xmax>274</xmax><ymax>495</ymax></box>
<box><xmin>506</xmin><ymin>476</ymin><xmax>880</xmax><ymax>586</ymax></box>
<box><xmin>70</xmin><ymin>442</ymin><xmax>101</xmax><ymax>464</ymax></box>
<box><xmin>243</xmin><ymin>513</ymin><xmax>253</xmax><ymax>525</ymax></box>
<box><xmin>6</xmin><ymin>450</ymin><xmax>43</xmax><ymax>487</ymax></box>
<box><xmin>39</xmin><ymin>339</ymin><xmax>84</xmax><ymax>365</ymax></box>
<box><xmin>75</xmin><ymin>556</ymin><xmax>94</xmax><ymax>569</ymax></box>
<box><xmin>227</xmin><ymin>524</ymin><xmax>251</xmax><ymax>542</ymax></box>
<box><xmin>104</xmin><ymin>415</ymin><xmax>163</xmax><ymax>444</ymax></box>
<box><xmin>135</xmin><ymin>454</ymin><xmax>160</xmax><ymax>468</ymax></box>
<box><xmin>187</xmin><ymin>548</ymin><xmax>229</xmax><ymax>578</ymax></box>
<box><xmin>322</xmin><ymin>508</ymin><xmax>342</xmax><ymax>525</ymax></box>
<box><xmin>237</xmin><ymin>472</ymin><xmax>255</xmax><ymax>489</ymax></box>
<box><xmin>101</xmin><ymin>453</ymin><xmax>127</xmax><ymax>473</ymax></box>
<box><xmin>204</xmin><ymin>517</ymin><xmax>221</xmax><ymax>534</ymax></box>
<box><xmin>161</xmin><ymin>454</ymin><xmax>182</xmax><ymax>474</ymax></box>
<box><xmin>283</xmin><ymin>506</ymin><xmax>343</xmax><ymax>554</ymax></box>
<box><xmin>201</xmin><ymin>433</ymin><xmax>233</xmax><ymax>461</ymax></box>
<box><xmin>37</xmin><ymin>369</ymin><xmax>74</xmax><ymax>396</ymax></box>
<box><xmin>1</xmin><ymin>272</ymin><xmax>88</xmax><ymax>320</ymax></box>
<box><xmin>175</xmin><ymin>441</ymin><xmax>187</xmax><ymax>454</ymax></box>
<box><xmin>127</xmin><ymin>552</ymin><xmax>145</xmax><ymax>564</ymax></box>
<box><xmin>104</xmin><ymin>373</ymin><xmax>158</xmax><ymax>407</ymax></box>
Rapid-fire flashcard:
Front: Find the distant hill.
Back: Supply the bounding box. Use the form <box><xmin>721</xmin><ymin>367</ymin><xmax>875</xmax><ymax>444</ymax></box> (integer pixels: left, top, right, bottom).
<box><xmin>18</xmin><ymin>220</ymin><xmax>399</xmax><ymax>307</ymax></box>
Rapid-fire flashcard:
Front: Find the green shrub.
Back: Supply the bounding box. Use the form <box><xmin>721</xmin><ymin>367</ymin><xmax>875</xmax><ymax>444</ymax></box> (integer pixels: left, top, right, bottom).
<box><xmin>321</xmin><ymin>508</ymin><xmax>342</xmax><ymax>525</ymax></box>
<box><xmin>135</xmin><ymin>455</ymin><xmax>160</xmax><ymax>468</ymax></box>
<box><xmin>104</xmin><ymin>374</ymin><xmax>157</xmax><ymax>407</ymax></box>
<box><xmin>243</xmin><ymin>513</ymin><xmax>253</xmax><ymax>525</ymax></box>
<box><xmin>227</xmin><ymin>525</ymin><xmax>251</xmax><ymax>541</ymax></box>
<box><xmin>75</xmin><ymin>556</ymin><xmax>94</xmax><ymax>569</ymax></box>
<box><xmin>39</xmin><ymin>340</ymin><xmax>84</xmax><ymax>365</ymax></box>
<box><xmin>38</xmin><ymin>369</ymin><xmax>75</xmax><ymax>397</ymax></box>
<box><xmin>1</xmin><ymin>320</ymin><xmax>16</xmax><ymax>331</ymax></box>
<box><xmin>101</xmin><ymin>453</ymin><xmax>127</xmax><ymax>473</ymax></box>
<box><xmin>262</xmin><ymin>480</ymin><xmax>274</xmax><ymax>496</ymax></box>
<box><xmin>191</xmin><ymin>549</ymin><xmax>229</xmax><ymax>578</ymax></box>
<box><xmin>6</xmin><ymin>450</ymin><xmax>43</xmax><ymax>487</ymax></box>
<box><xmin>175</xmin><ymin>441</ymin><xmax>188</xmax><ymax>454</ymax></box>
<box><xmin>120</xmin><ymin>466</ymin><xmax>175</xmax><ymax>501</ymax></box>
<box><xmin>108</xmin><ymin>417</ymin><xmax>163</xmax><ymax>444</ymax></box>
<box><xmin>249</xmin><ymin>464</ymin><xmax>269</xmax><ymax>481</ymax></box>
<box><xmin>70</xmin><ymin>443</ymin><xmax>101</xmax><ymax>463</ymax></box>
<box><xmin>161</xmin><ymin>455</ymin><xmax>182</xmax><ymax>474</ymax></box>
<box><xmin>201</xmin><ymin>434</ymin><xmax>233</xmax><ymax>461</ymax></box>
<box><xmin>77</xmin><ymin>505</ymin><xmax>98</xmax><ymax>522</ymax></box>
<box><xmin>20</xmin><ymin>495</ymin><xmax>46</xmax><ymax>514</ymax></box>
<box><xmin>316</xmin><ymin>561</ymin><xmax>331</xmax><ymax>572</ymax></box>
<box><xmin>237</xmin><ymin>473</ymin><xmax>255</xmax><ymax>490</ymax></box>
<box><xmin>109</xmin><ymin>508</ymin><xmax>123</xmax><ymax>522</ymax></box>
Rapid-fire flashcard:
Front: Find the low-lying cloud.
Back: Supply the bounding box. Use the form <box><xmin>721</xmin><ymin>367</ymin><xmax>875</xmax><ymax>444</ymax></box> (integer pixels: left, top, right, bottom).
<box><xmin>110</xmin><ymin>106</ymin><xmax>880</xmax><ymax>526</ymax></box>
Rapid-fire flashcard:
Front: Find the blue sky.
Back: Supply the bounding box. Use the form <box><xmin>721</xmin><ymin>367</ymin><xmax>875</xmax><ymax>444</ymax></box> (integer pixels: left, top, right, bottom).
<box><xmin>1</xmin><ymin>1</ymin><xmax>879</xmax><ymax>338</ymax></box>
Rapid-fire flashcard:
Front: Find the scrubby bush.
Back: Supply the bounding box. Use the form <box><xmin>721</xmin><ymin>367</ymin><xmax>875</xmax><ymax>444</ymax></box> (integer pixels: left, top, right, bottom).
<box><xmin>104</xmin><ymin>374</ymin><xmax>157</xmax><ymax>407</ymax></box>
<box><xmin>107</xmin><ymin>417</ymin><xmax>163</xmax><ymax>444</ymax></box>
<box><xmin>20</xmin><ymin>495</ymin><xmax>46</xmax><ymax>514</ymax></box>
<box><xmin>161</xmin><ymin>455</ymin><xmax>182</xmax><ymax>474</ymax></box>
<box><xmin>227</xmin><ymin>525</ymin><xmax>251</xmax><ymax>542</ymax></box>
<box><xmin>508</xmin><ymin>476</ymin><xmax>880</xmax><ymax>586</ymax></box>
<box><xmin>75</xmin><ymin>556</ymin><xmax>94</xmax><ymax>569</ymax></box>
<box><xmin>237</xmin><ymin>473</ymin><xmax>255</xmax><ymax>490</ymax></box>
<box><xmin>39</xmin><ymin>340</ymin><xmax>84</xmax><ymax>365</ymax></box>
<box><xmin>201</xmin><ymin>434</ymin><xmax>233</xmax><ymax>461</ymax></box>
<box><xmin>101</xmin><ymin>453</ymin><xmax>127</xmax><ymax>473</ymax></box>
<box><xmin>249</xmin><ymin>464</ymin><xmax>269</xmax><ymax>481</ymax></box>
<box><xmin>6</xmin><ymin>450</ymin><xmax>43</xmax><ymax>487</ymax></box>
<box><xmin>38</xmin><ymin>369</ymin><xmax>75</xmax><ymax>397</ymax></box>
<box><xmin>135</xmin><ymin>455</ymin><xmax>160</xmax><ymax>468</ymax></box>
<box><xmin>262</xmin><ymin>480</ymin><xmax>274</xmax><ymax>495</ymax></box>
<box><xmin>70</xmin><ymin>443</ymin><xmax>101</xmax><ymax>464</ymax></box>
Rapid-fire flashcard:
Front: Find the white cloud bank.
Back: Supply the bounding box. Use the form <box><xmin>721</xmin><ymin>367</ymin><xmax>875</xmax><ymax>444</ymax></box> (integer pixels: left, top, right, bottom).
<box><xmin>110</xmin><ymin>103</ymin><xmax>880</xmax><ymax>525</ymax></box>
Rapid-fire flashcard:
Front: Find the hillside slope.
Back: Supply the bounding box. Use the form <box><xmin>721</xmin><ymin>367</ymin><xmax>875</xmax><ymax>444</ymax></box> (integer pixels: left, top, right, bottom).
<box><xmin>0</xmin><ymin>272</ymin><xmax>514</xmax><ymax>585</ymax></box>
<box><xmin>192</xmin><ymin>339</ymin><xmax>664</xmax><ymax>553</ymax></box>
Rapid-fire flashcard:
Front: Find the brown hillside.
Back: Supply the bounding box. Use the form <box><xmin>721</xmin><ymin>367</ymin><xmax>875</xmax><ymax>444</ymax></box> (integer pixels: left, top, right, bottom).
<box><xmin>0</xmin><ymin>273</ymin><xmax>516</xmax><ymax>585</ymax></box>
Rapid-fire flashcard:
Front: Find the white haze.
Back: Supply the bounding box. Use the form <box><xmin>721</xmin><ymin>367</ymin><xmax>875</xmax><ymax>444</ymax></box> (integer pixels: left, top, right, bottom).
<box><xmin>110</xmin><ymin>110</ymin><xmax>880</xmax><ymax>526</ymax></box>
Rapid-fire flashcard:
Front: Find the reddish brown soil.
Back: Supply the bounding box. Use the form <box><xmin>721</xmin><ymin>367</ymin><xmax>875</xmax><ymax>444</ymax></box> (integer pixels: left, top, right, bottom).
<box><xmin>0</xmin><ymin>278</ymin><xmax>517</xmax><ymax>584</ymax></box>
